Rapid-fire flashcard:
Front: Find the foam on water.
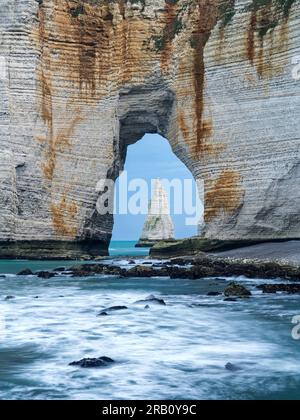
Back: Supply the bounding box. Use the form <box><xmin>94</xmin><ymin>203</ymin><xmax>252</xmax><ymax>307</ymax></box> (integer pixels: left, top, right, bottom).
<box><xmin>0</xmin><ymin>268</ymin><xmax>300</xmax><ymax>400</ymax></box>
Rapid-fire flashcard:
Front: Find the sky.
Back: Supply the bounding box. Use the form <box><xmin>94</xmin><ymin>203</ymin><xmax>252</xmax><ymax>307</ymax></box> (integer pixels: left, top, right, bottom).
<box><xmin>112</xmin><ymin>134</ymin><xmax>203</xmax><ymax>241</ymax></box>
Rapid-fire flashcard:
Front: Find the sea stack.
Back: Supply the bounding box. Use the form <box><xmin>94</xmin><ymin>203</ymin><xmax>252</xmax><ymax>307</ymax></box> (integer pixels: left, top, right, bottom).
<box><xmin>137</xmin><ymin>180</ymin><xmax>175</xmax><ymax>248</ymax></box>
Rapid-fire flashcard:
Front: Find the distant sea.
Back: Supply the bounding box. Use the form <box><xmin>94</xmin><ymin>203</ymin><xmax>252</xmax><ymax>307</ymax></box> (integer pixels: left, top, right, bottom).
<box><xmin>0</xmin><ymin>241</ymin><xmax>149</xmax><ymax>275</ymax></box>
<box><xmin>109</xmin><ymin>241</ymin><xmax>150</xmax><ymax>257</ymax></box>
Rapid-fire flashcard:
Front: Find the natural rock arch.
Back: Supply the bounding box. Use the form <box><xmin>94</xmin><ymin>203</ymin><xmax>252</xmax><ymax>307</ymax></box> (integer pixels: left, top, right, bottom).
<box><xmin>0</xmin><ymin>0</ymin><xmax>299</xmax><ymax>258</ymax></box>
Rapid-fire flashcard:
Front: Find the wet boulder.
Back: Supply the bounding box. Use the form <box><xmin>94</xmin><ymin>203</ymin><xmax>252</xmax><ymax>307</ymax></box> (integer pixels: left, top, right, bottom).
<box><xmin>224</xmin><ymin>298</ymin><xmax>238</xmax><ymax>302</ymax></box>
<box><xmin>17</xmin><ymin>268</ymin><xmax>33</xmax><ymax>276</ymax></box>
<box><xmin>224</xmin><ymin>282</ymin><xmax>252</xmax><ymax>298</ymax></box>
<box><xmin>98</xmin><ymin>306</ymin><xmax>128</xmax><ymax>316</ymax></box>
<box><xmin>257</xmin><ymin>284</ymin><xmax>300</xmax><ymax>294</ymax></box>
<box><xmin>225</xmin><ymin>362</ymin><xmax>242</xmax><ymax>372</ymax></box>
<box><xmin>69</xmin><ymin>356</ymin><xmax>115</xmax><ymax>368</ymax></box>
<box><xmin>70</xmin><ymin>264</ymin><xmax>105</xmax><ymax>277</ymax></box>
<box><xmin>207</xmin><ymin>292</ymin><xmax>222</xmax><ymax>297</ymax></box>
<box><xmin>37</xmin><ymin>271</ymin><xmax>56</xmax><ymax>279</ymax></box>
<box><xmin>135</xmin><ymin>294</ymin><xmax>166</xmax><ymax>306</ymax></box>
<box><xmin>125</xmin><ymin>265</ymin><xmax>158</xmax><ymax>277</ymax></box>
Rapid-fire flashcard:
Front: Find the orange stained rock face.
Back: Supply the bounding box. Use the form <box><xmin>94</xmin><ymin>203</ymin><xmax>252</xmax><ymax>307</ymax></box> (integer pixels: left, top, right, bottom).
<box><xmin>159</xmin><ymin>1</ymin><xmax>179</xmax><ymax>73</ymax></box>
<box><xmin>41</xmin><ymin>113</ymin><xmax>84</xmax><ymax>181</ymax></box>
<box><xmin>30</xmin><ymin>0</ymin><xmax>295</xmax><ymax>238</ymax></box>
<box><xmin>246</xmin><ymin>1</ymin><xmax>293</xmax><ymax>79</ymax></box>
<box><xmin>51</xmin><ymin>194</ymin><xmax>79</xmax><ymax>237</ymax></box>
<box><xmin>205</xmin><ymin>170</ymin><xmax>244</xmax><ymax>222</ymax></box>
<box><xmin>34</xmin><ymin>0</ymin><xmax>160</xmax><ymax>183</ymax></box>
<box><xmin>190</xmin><ymin>1</ymin><xmax>220</xmax><ymax>159</ymax></box>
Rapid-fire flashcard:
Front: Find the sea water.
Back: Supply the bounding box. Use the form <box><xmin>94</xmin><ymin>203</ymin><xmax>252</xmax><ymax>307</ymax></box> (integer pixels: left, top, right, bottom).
<box><xmin>0</xmin><ymin>242</ymin><xmax>300</xmax><ymax>400</ymax></box>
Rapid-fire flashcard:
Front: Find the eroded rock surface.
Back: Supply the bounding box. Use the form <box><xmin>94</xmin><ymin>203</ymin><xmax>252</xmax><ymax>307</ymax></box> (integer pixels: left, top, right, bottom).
<box><xmin>137</xmin><ymin>179</ymin><xmax>175</xmax><ymax>247</ymax></box>
<box><xmin>0</xmin><ymin>1</ymin><xmax>299</xmax><ymax>258</ymax></box>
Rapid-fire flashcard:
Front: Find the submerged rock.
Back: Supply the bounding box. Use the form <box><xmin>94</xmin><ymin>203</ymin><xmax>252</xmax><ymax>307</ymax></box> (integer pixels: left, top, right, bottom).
<box><xmin>207</xmin><ymin>292</ymin><xmax>222</xmax><ymax>297</ymax></box>
<box><xmin>53</xmin><ymin>267</ymin><xmax>66</xmax><ymax>272</ymax></box>
<box><xmin>135</xmin><ymin>294</ymin><xmax>166</xmax><ymax>306</ymax></box>
<box><xmin>225</xmin><ymin>363</ymin><xmax>242</xmax><ymax>372</ymax></box>
<box><xmin>124</xmin><ymin>265</ymin><xmax>165</xmax><ymax>278</ymax></box>
<box><xmin>98</xmin><ymin>306</ymin><xmax>128</xmax><ymax>316</ymax></box>
<box><xmin>70</xmin><ymin>264</ymin><xmax>124</xmax><ymax>277</ymax></box>
<box><xmin>5</xmin><ymin>295</ymin><xmax>15</xmax><ymax>301</ymax></box>
<box><xmin>224</xmin><ymin>283</ymin><xmax>252</xmax><ymax>298</ymax></box>
<box><xmin>257</xmin><ymin>284</ymin><xmax>300</xmax><ymax>294</ymax></box>
<box><xmin>69</xmin><ymin>357</ymin><xmax>115</xmax><ymax>368</ymax></box>
<box><xmin>17</xmin><ymin>268</ymin><xmax>33</xmax><ymax>276</ymax></box>
<box><xmin>37</xmin><ymin>271</ymin><xmax>56</xmax><ymax>279</ymax></box>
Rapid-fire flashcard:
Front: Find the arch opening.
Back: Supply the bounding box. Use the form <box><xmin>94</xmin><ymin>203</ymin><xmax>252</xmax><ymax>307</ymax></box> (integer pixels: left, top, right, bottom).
<box><xmin>110</xmin><ymin>133</ymin><xmax>203</xmax><ymax>257</ymax></box>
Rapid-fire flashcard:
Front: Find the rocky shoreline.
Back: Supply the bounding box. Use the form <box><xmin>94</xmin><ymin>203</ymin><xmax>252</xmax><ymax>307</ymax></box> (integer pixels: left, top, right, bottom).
<box><xmin>13</xmin><ymin>245</ymin><xmax>300</xmax><ymax>295</ymax></box>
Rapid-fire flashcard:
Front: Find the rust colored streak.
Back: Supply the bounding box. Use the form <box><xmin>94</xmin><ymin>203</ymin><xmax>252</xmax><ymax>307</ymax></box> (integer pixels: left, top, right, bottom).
<box><xmin>247</xmin><ymin>10</ymin><xmax>257</xmax><ymax>64</ymax></box>
<box><xmin>67</xmin><ymin>3</ymin><xmax>114</xmax><ymax>95</ymax></box>
<box><xmin>51</xmin><ymin>195</ymin><xmax>79</xmax><ymax>237</ymax></box>
<box><xmin>42</xmin><ymin>114</ymin><xmax>84</xmax><ymax>181</ymax></box>
<box><xmin>257</xmin><ymin>37</ymin><xmax>265</xmax><ymax>78</ymax></box>
<box><xmin>205</xmin><ymin>170</ymin><xmax>244</xmax><ymax>222</ymax></box>
<box><xmin>178</xmin><ymin>110</ymin><xmax>190</xmax><ymax>142</ymax></box>
<box><xmin>191</xmin><ymin>2</ymin><xmax>220</xmax><ymax>158</ymax></box>
<box><xmin>37</xmin><ymin>5</ymin><xmax>53</xmax><ymax>129</ymax></box>
<box><xmin>118</xmin><ymin>0</ymin><xmax>125</xmax><ymax>18</ymax></box>
<box><xmin>160</xmin><ymin>2</ymin><xmax>178</xmax><ymax>73</ymax></box>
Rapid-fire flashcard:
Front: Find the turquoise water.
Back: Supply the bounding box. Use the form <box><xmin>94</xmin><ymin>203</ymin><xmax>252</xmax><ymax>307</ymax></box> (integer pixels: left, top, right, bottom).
<box><xmin>109</xmin><ymin>241</ymin><xmax>150</xmax><ymax>257</ymax></box>
<box><xmin>0</xmin><ymin>242</ymin><xmax>149</xmax><ymax>275</ymax></box>
<box><xmin>0</xmin><ymin>243</ymin><xmax>300</xmax><ymax>400</ymax></box>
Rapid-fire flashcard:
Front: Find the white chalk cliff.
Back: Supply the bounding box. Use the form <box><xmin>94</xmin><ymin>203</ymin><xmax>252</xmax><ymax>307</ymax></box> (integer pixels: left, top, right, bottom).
<box><xmin>139</xmin><ymin>180</ymin><xmax>175</xmax><ymax>245</ymax></box>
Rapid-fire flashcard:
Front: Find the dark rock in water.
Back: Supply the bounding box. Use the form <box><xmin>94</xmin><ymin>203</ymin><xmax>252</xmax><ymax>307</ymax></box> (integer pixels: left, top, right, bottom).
<box><xmin>70</xmin><ymin>264</ymin><xmax>124</xmax><ymax>277</ymax></box>
<box><xmin>224</xmin><ymin>298</ymin><xmax>238</xmax><ymax>302</ymax></box>
<box><xmin>169</xmin><ymin>265</ymin><xmax>218</xmax><ymax>279</ymax></box>
<box><xmin>37</xmin><ymin>271</ymin><xmax>56</xmax><ymax>279</ymax></box>
<box><xmin>5</xmin><ymin>295</ymin><xmax>15</xmax><ymax>301</ymax></box>
<box><xmin>124</xmin><ymin>265</ymin><xmax>159</xmax><ymax>278</ymax></box>
<box><xmin>0</xmin><ymin>275</ymin><xmax>6</xmax><ymax>278</ymax></box>
<box><xmin>142</xmin><ymin>262</ymin><xmax>153</xmax><ymax>266</ymax></box>
<box><xmin>144</xmin><ymin>305</ymin><xmax>151</xmax><ymax>310</ymax></box>
<box><xmin>207</xmin><ymin>292</ymin><xmax>222</xmax><ymax>297</ymax></box>
<box><xmin>17</xmin><ymin>268</ymin><xmax>33</xmax><ymax>276</ymax></box>
<box><xmin>155</xmin><ymin>252</ymin><xmax>300</xmax><ymax>282</ymax></box>
<box><xmin>34</xmin><ymin>296</ymin><xmax>39</xmax><ymax>299</ymax></box>
<box><xmin>224</xmin><ymin>282</ymin><xmax>252</xmax><ymax>298</ymax></box>
<box><xmin>257</xmin><ymin>284</ymin><xmax>300</xmax><ymax>294</ymax></box>
<box><xmin>69</xmin><ymin>356</ymin><xmax>115</xmax><ymax>368</ymax></box>
<box><xmin>135</xmin><ymin>294</ymin><xmax>166</xmax><ymax>306</ymax></box>
<box><xmin>70</xmin><ymin>264</ymin><xmax>105</xmax><ymax>277</ymax></box>
<box><xmin>53</xmin><ymin>267</ymin><xmax>66</xmax><ymax>272</ymax></box>
<box><xmin>225</xmin><ymin>362</ymin><xmax>242</xmax><ymax>372</ymax></box>
<box><xmin>128</xmin><ymin>260</ymin><xmax>136</xmax><ymax>265</ymax></box>
<box><xmin>98</xmin><ymin>306</ymin><xmax>128</xmax><ymax>316</ymax></box>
